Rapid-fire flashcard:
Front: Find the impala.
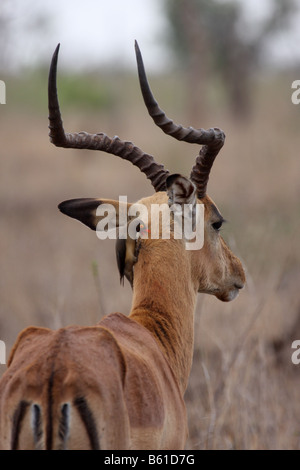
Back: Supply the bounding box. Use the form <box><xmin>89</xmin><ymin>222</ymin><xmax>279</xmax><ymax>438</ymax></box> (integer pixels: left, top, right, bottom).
<box><xmin>0</xmin><ymin>42</ymin><xmax>245</xmax><ymax>450</ymax></box>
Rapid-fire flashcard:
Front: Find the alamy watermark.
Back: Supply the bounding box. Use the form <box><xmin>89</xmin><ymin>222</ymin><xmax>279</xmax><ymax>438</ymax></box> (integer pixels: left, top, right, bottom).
<box><xmin>95</xmin><ymin>196</ymin><xmax>205</xmax><ymax>251</ymax></box>
<box><xmin>0</xmin><ymin>80</ymin><xmax>6</xmax><ymax>104</ymax></box>
<box><xmin>291</xmin><ymin>80</ymin><xmax>300</xmax><ymax>105</ymax></box>
<box><xmin>291</xmin><ymin>340</ymin><xmax>300</xmax><ymax>365</ymax></box>
<box><xmin>0</xmin><ymin>340</ymin><xmax>6</xmax><ymax>365</ymax></box>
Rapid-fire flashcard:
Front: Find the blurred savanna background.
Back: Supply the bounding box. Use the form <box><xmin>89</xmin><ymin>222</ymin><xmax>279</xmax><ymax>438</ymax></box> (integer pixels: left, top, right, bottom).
<box><xmin>0</xmin><ymin>0</ymin><xmax>300</xmax><ymax>449</ymax></box>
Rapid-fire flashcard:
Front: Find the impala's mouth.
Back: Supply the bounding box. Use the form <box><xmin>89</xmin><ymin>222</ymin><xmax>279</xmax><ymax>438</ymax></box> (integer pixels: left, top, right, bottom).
<box><xmin>226</xmin><ymin>288</ymin><xmax>240</xmax><ymax>301</ymax></box>
<box><xmin>216</xmin><ymin>291</ymin><xmax>238</xmax><ymax>302</ymax></box>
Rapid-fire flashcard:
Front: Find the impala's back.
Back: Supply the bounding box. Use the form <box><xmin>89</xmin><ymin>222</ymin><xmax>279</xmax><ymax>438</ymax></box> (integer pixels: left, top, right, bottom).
<box><xmin>0</xmin><ymin>314</ymin><xmax>186</xmax><ymax>450</ymax></box>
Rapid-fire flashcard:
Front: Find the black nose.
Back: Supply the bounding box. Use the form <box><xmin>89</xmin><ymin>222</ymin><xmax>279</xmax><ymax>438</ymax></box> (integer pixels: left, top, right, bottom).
<box><xmin>234</xmin><ymin>283</ymin><xmax>244</xmax><ymax>290</ymax></box>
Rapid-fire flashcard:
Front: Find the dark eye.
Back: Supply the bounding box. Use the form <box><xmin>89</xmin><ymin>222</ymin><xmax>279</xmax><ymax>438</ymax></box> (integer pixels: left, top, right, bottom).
<box><xmin>212</xmin><ymin>220</ymin><xmax>223</xmax><ymax>231</ymax></box>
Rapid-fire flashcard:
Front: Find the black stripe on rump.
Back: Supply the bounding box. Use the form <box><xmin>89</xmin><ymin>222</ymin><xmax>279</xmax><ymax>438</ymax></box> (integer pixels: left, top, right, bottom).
<box><xmin>58</xmin><ymin>403</ymin><xmax>70</xmax><ymax>449</ymax></box>
<box><xmin>11</xmin><ymin>400</ymin><xmax>30</xmax><ymax>450</ymax></box>
<box><xmin>74</xmin><ymin>396</ymin><xmax>100</xmax><ymax>450</ymax></box>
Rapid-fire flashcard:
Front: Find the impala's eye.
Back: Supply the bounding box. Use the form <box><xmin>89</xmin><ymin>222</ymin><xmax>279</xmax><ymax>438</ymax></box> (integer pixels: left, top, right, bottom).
<box><xmin>212</xmin><ymin>220</ymin><xmax>224</xmax><ymax>231</ymax></box>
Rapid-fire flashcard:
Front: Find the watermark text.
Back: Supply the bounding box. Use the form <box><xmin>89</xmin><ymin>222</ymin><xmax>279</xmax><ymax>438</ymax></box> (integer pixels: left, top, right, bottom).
<box><xmin>291</xmin><ymin>340</ymin><xmax>300</xmax><ymax>365</ymax></box>
<box><xmin>0</xmin><ymin>340</ymin><xmax>6</xmax><ymax>364</ymax></box>
<box><xmin>95</xmin><ymin>197</ymin><xmax>204</xmax><ymax>250</ymax></box>
<box><xmin>291</xmin><ymin>80</ymin><xmax>300</xmax><ymax>105</ymax></box>
<box><xmin>0</xmin><ymin>80</ymin><xmax>6</xmax><ymax>104</ymax></box>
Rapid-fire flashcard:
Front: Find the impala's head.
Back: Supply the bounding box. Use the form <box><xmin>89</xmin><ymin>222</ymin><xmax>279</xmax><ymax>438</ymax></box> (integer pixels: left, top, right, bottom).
<box><xmin>49</xmin><ymin>42</ymin><xmax>245</xmax><ymax>303</ymax></box>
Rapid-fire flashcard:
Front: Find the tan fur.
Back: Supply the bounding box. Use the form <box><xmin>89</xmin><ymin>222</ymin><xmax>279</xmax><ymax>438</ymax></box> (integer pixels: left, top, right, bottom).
<box><xmin>0</xmin><ymin>191</ymin><xmax>245</xmax><ymax>450</ymax></box>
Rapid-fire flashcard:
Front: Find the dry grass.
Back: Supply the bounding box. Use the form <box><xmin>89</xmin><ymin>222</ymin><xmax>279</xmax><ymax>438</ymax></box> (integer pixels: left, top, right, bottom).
<box><xmin>0</xmin><ymin>71</ymin><xmax>299</xmax><ymax>449</ymax></box>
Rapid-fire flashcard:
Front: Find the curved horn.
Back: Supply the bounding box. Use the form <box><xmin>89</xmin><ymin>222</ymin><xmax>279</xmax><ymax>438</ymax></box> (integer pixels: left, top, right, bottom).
<box><xmin>48</xmin><ymin>44</ymin><xmax>169</xmax><ymax>192</ymax></box>
<box><xmin>134</xmin><ymin>40</ymin><xmax>225</xmax><ymax>198</ymax></box>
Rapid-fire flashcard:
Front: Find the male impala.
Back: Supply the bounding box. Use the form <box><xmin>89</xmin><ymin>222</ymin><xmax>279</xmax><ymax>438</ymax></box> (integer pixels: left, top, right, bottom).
<box><xmin>0</xmin><ymin>42</ymin><xmax>245</xmax><ymax>450</ymax></box>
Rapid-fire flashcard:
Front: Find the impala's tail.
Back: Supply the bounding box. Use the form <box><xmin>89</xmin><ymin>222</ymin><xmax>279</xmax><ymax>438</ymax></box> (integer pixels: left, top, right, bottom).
<box><xmin>11</xmin><ymin>400</ymin><xmax>72</xmax><ymax>450</ymax></box>
<box><xmin>10</xmin><ymin>396</ymin><xmax>100</xmax><ymax>450</ymax></box>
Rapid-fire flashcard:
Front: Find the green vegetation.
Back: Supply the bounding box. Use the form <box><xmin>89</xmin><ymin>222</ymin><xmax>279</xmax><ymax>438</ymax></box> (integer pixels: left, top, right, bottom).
<box><xmin>7</xmin><ymin>67</ymin><xmax>117</xmax><ymax>113</ymax></box>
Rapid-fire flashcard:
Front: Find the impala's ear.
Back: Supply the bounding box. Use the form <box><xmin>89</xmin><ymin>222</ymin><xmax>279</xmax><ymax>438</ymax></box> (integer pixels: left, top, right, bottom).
<box><xmin>166</xmin><ymin>174</ymin><xmax>197</xmax><ymax>231</ymax></box>
<box><xmin>58</xmin><ymin>198</ymin><xmax>131</xmax><ymax>231</ymax></box>
<box><xmin>166</xmin><ymin>174</ymin><xmax>197</xmax><ymax>207</ymax></box>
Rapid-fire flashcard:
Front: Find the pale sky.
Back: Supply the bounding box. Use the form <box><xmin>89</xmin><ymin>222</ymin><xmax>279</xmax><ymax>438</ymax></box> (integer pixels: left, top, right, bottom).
<box><xmin>4</xmin><ymin>0</ymin><xmax>169</xmax><ymax>72</ymax></box>
<box><xmin>3</xmin><ymin>0</ymin><xmax>300</xmax><ymax>73</ymax></box>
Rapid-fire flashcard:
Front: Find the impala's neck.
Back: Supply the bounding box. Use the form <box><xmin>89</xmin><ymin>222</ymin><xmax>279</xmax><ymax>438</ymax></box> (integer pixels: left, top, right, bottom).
<box><xmin>129</xmin><ymin>239</ymin><xmax>197</xmax><ymax>393</ymax></box>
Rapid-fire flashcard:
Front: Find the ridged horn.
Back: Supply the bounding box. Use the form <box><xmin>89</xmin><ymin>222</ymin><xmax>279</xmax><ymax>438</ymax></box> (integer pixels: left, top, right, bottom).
<box><xmin>135</xmin><ymin>40</ymin><xmax>225</xmax><ymax>198</ymax></box>
<box><xmin>48</xmin><ymin>43</ymin><xmax>169</xmax><ymax>192</ymax></box>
